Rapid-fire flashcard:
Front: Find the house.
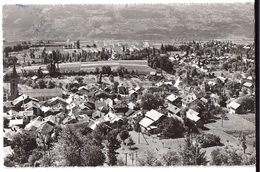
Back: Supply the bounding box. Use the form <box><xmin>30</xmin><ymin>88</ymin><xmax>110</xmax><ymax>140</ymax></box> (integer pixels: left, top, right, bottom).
<box><xmin>139</xmin><ymin>109</ymin><xmax>165</xmax><ymax>133</ymax></box>
<box><xmin>36</xmin><ymin>122</ymin><xmax>55</xmax><ymax>135</ymax></box>
<box><xmin>21</xmin><ymin>89</ymin><xmax>63</xmax><ymax>101</ymax></box>
<box><xmin>47</xmin><ymin>97</ymin><xmax>68</xmax><ymax>107</ymax></box>
<box><xmin>166</xmin><ymin>94</ymin><xmax>182</xmax><ymax>107</ymax></box>
<box><xmin>23</xmin><ymin>101</ymin><xmax>42</xmax><ymax>116</ymax></box>
<box><xmin>18</xmin><ymin>110</ymin><xmax>35</xmax><ymax>124</ymax></box>
<box><xmin>243</xmin><ymin>82</ymin><xmax>253</xmax><ymax>93</ymax></box>
<box><xmin>9</xmin><ymin>118</ymin><xmax>24</xmax><ymax>128</ymax></box>
<box><xmin>92</xmin><ymin>110</ymin><xmax>105</xmax><ymax>119</ymax></box>
<box><xmin>104</xmin><ymin>112</ymin><xmax>122</xmax><ymax>123</ymax></box>
<box><xmin>44</xmin><ymin>115</ymin><xmax>59</xmax><ymax>125</ymax></box>
<box><xmin>128</xmin><ymin>102</ymin><xmax>136</xmax><ymax>110</ymax></box>
<box><xmin>217</xmin><ymin>76</ymin><xmax>228</xmax><ymax>83</ymax></box>
<box><xmin>167</xmin><ymin>103</ymin><xmax>181</xmax><ymax>117</ymax></box>
<box><xmin>200</xmin><ymin>97</ymin><xmax>208</xmax><ymax>104</ymax></box>
<box><xmin>12</xmin><ymin>94</ymin><xmax>39</xmax><ymax>108</ymax></box>
<box><xmin>4</xmin><ymin>146</ymin><xmax>14</xmax><ymax>158</ymax></box>
<box><xmin>186</xmin><ymin>109</ymin><xmax>204</xmax><ymax>128</ymax></box>
<box><xmin>24</xmin><ymin>116</ymin><xmax>44</xmax><ymax>131</ymax></box>
<box><xmin>182</xmin><ymin>93</ymin><xmax>197</xmax><ymax>107</ymax></box>
<box><xmin>227</xmin><ymin>101</ymin><xmax>244</xmax><ymax>114</ymax></box>
<box><xmin>125</xmin><ymin>109</ymin><xmax>135</xmax><ymax>117</ymax></box>
<box><xmin>129</xmin><ymin>90</ymin><xmax>138</xmax><ymax>99</ymax></box>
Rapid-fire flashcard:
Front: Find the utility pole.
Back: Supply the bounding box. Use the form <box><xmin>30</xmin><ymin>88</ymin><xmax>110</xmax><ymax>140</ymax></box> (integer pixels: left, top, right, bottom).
<box><xmin>125</xmin><ymin>153</ymin><xmax>128</xmax><ymax>166</ymax></box>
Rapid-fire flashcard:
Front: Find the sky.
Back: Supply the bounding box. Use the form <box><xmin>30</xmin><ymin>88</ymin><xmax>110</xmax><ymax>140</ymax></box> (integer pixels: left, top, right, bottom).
<box><xmin>0</xmin><ymin>0</ymin><xmax>255</xmax><ymax>4</ymax></box>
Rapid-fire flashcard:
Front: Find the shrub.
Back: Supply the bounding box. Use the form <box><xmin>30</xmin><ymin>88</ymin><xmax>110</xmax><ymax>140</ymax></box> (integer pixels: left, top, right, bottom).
<box><xmin>195</xmin><ymin>133</ymin><xmax>221</xmax><ymax>148</ymax></box>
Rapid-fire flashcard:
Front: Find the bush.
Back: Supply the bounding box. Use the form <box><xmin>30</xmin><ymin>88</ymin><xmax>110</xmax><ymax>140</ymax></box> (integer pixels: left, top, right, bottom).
<box><xmin>195</xmin><ymin>133</ymin><xmax>221</xmax><ymax>148</ymax></box>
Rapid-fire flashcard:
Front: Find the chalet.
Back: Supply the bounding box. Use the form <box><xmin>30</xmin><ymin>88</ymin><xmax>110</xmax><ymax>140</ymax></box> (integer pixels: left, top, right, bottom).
<box><xmin>166</xmin><ymin>94</ymin><xmax>182</xmax><ymax>106</ymax></box>
<box><xmin>129</xmin><ymin>90</ymin><xmax>138</xmax><ymax>99</ymax></box>
<box><xmin>186</xmin><ymin>109</ymin><xmax>204</xmax><ymax>128</ymax></box>
<box><xmin>44</xmin><ymin>115</ymin><xmax>59</xmax><ymax>126</ymax></box>
<box><xmin>21</xmin><ymin>89</ymin><xmax>63</xmax><ymax>101</ymax></box>
<box><xmin>18</xmin><ymin>110</ymin><xmax>35</xmax><ymax>124</ymax></box>
<box><xmin>139</xmin><ymin>109</ymin><xmax>165</xmax><ymax>133</ymax></box>
<box><xmin>243</xmin><ymin>82</ymin><xmax>253</xmax><ymax>90</ymax></box>
<box><xmin>63</xmin><ymin>115</ymin><xmax>77</xmax><ymax>124</ymax></box>
<box><xmin>166</xmin><ymin>103</ymin><xmax>181</xmax><ymax>117</ymax></box>
<box><xmin>24</xmin><ymin>116</ymin><xmax>44</xmax><ymax>131</ymax></box>
<box><xmin>47</xmin><ymin>97</ymin><xmax>68</xmax><ymax>107</ymax></box>
<box><xmin>23</xmin><ymin>101</ymin><xmax>42</xmax><ymax>116</ymax></box>
<box><xmin>182</xmin><ymin>93</ymin><xmax>197</xmax><ymax>108</ymax></box>
<box><xmin>125</xmin><ymin>109</ymin><xmax>135</xmax><ymax>117</ymax></box>
<box><xmin>227</xmin><ymin>101</ymin><xmax>244</xmax><ymax>114</ymax></box>
<box><xmin>128</xmin><ymin>102</ymin><xmax>136</xmax><ymax>110</ymax></box>
<box><xmin>92</xmin><ymin>110</ymin><xmax>105</xmax><ymax>119</ymax></box>
<box><xmin>36</xmin><ymin>122</ymin><xmax>54</xmax><ymax>135</ymax></box>
<box><xmin>210</xmin><ymin>93</ymin><xmax>219</xmax><ymax>104</ymax></box>
<box><xmin>200</xmin><ymin>97</ymin><xmax>208</xmax><ymax>104</ymax></box>
<box><xmin>217</xmin><ymin>76</ymin><xmax>228</xmax><ymax>84</ymax></box>
<box><xmin>104</xmin><ymin>112</ymin><xmax>122</xmax><ymax>123</ymax></box>
<box><xmin>12</xmin><ymin>94</ymin><xmax>39</xmax><ymax>108</ymax></box>
<box><xmin>9</xmin><ymin>118</ymin><xmax>24</xmax><ymax>128</ymax></box>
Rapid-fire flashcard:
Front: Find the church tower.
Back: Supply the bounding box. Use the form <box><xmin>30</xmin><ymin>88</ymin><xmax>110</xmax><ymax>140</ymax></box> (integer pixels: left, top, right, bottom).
<box><xmin>9</xmin><ymin>61</ymin><xmax>19</xmax><ymax>100</ymax></box>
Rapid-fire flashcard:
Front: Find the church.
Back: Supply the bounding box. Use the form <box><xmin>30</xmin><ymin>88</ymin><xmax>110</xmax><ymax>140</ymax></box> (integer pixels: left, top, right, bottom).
<box><xmin>8</xmin><ymin>62</ymin><xmax>19</xmax><ymax>101</ymax></box>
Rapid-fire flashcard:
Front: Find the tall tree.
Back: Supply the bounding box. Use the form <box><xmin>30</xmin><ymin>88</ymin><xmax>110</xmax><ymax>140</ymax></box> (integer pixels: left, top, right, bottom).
<box><xmin>178</xmin><ymin>135</ymin><xmax>208</xmax><ymax>166</ymax></box>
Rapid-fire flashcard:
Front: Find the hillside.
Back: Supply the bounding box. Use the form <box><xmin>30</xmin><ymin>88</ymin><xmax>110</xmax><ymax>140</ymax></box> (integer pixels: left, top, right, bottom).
<box><xmin>2</xmin><ymin>3</ymin><xmax>255</xmax><ymax>42</ymax></box>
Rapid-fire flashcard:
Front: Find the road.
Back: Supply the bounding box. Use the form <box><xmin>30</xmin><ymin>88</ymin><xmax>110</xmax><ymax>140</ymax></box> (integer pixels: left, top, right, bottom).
<box><xmin>4</xmin><ymin>60</ymin><xmax>149</xmax><ymax>74</ymax></box>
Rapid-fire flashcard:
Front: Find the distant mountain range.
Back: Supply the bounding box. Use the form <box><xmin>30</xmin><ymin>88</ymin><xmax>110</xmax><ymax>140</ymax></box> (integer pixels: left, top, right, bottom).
<box><xmin>2</xmin><ymin>3</ymin><xmax>255</xmax><ymax>42</ymax></box>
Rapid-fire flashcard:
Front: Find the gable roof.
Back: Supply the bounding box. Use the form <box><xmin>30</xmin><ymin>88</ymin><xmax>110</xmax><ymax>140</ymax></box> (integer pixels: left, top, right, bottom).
<box><xmin>182</xmin><ymin>93</ymin><xmax>197</xmax><ymax>104</ymax></box>
<box><xmin>139</xmin><ymin>117</ymin><xmax>154</xmax><ymax>128</ymax></box>
<box><xmin>167</xmin><ymin>104</ymin><xmax>181</xmax><ymax>114</ymax></box>
<box><xmin>186</xmin><ymin>109</ymin><xmax>200</xmax><ymax>122</ymax></box>
<box><xmin>166</xmin><ymin>94</ymin><xmax>179</xmax><ymax>102</ymax></box>
<box><xmin>24</xmin><ymin>116</ymin><xmax>44</xmax><ymax>131</ymax></box>
<box><xmin>243</xmin><ymin>82</ymin><xmax>253</xmax><ymax>88</ymax></box>
<box><xmin>145</xmin><ymin>109</ymin><xmax>164</xmax><ymax>121</ymax></box>
<box><xmin>227</xmin><ymin>101</ymin><xmax>241</xmax><ymax>109</ymax></box>
<box><xmin>21</xmin><ymin>89</ymin><xmax>63</xmax><ymax>98</ymax></box>
<box><xmin>36</xmin><ymin>122</ymin><xmax>54</xmax><ymax>134</ymax></box>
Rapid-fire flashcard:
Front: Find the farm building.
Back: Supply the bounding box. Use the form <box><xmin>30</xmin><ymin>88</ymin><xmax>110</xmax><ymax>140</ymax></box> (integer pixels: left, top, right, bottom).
<box><xmin>139</xmin><ymin>109</ymin><xmax>165</xmax><ymax>134</ymax></box>
<box><xmin>166</xmin><ymin>94</ymin><xmax>182</xmax><ymax>106</ymax></box>
<box><xmin>227</xmin><ymin>101</ymin><xmax>244</xmax><ymax>114</ymax></box>
<box><xmin>166</xmin><ymin>103</ymin><xmax>181</xmax><ymax>117</ymax></box>
<box><xmin>21</xmin><ymin>89</ymin><xmax>63</xmax><ymax>101</ymax></box>
<box><xmin>186</xmin><ymin>109</ymin><xmax>204</xmax><ymax>128</ymax></box>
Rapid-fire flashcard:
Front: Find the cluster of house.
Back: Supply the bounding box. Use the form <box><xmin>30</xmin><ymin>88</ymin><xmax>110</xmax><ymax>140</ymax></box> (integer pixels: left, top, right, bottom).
<box><xmin>3</xmin><ymin>55</ymin><xmax>254</xmax><ymax>158</ymax></box>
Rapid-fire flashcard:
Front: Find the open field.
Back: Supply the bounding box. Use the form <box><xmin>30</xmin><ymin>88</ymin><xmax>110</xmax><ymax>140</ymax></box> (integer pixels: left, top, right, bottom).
<box><xmin>116</xmin><ymin>112</ymin><xmax>256</xmax><ymax>166</ymax></box>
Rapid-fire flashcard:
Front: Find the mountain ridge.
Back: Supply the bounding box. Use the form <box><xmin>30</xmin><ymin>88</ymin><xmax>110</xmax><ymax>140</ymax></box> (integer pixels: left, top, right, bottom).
<box><xmin>2</xmin><ymin>3</ymin><xmax>255</xmax><ymax>42</ymax></box>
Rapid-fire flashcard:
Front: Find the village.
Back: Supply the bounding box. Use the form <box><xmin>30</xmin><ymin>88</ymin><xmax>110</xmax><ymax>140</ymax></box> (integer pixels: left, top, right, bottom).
<box><xmin>3</xmin><ymin>39</ymin><xmax>256</xmax><ymax>167</ymax></box>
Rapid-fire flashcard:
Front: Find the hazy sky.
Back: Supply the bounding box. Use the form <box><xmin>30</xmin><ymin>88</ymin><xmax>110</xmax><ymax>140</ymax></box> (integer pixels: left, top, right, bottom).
<box><xmin>1</xmin><ymin>0</ymin><xmax>255</xmax><ymax>4</ymax></box>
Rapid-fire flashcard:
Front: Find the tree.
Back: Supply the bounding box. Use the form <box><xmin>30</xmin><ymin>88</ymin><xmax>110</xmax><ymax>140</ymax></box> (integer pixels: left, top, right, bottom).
<box><xmin>210</xmin><ymin>147</ymin><xmax>244</xmax><ymax>165</ymax></box>
<box><xmin>36</xmin><ymin>79</ymin><xmax>46</xmax><ymax>89</ymax></box>
<box><xmin>141</xmin><ymin>93</ymin><xmax>162</xmax><ymax>110</ymax></box>
<box><xmin>238</xmin><ymin>132</ymin><xmax>247</xmax><ymax>154</ymax></box>
<box><xmin>162</xmin><ymin>150</ymin><xmax>180</xmax><ymax>166</ymax></box>
<box><xmin>106</xmin><ymin>129</ymin><xmax>121</xmax><ymax>166</ymax></box>
<box><xmin>157</xmin><ymin>117</ymin><xmax>186</xmax><ymax>138</ymax></box>
<box><xmin>126</xmin><ymin>137</ymin><xmax>135</xmax><ymax>149</ymax></box>
<box><xmin>11</xmin><ymin>133</ymin><xmax>37</xmax><ymax>164</ymax></box>
<box><xmin>95</xmin><ymin>67</ymin><xmax>100</xmax><ymax>74</ymax></box>
<box><xmin>51</xmin><ymin>126</ymin><xmax>105</xmax><ymax>166</ymax></box>
<box><xmin>46</xmin><ymin>80</ymin><xmax>55</xmax><ymax>89</ymax></box>
<box><xmin>136</xmin><ymin>150</ymin><xmax>162</xmax><ymax>166</ymax></box>
<box><xmin>119</xmin><ymin>130</ymin><xmax>130</xmax><ymax>144</ymax></box>
<box><xmin>221</xmin><ymin>113</ymin><xmax>226</xmax><ymax>127</ymax></box>
<box><xmin>178</xmin><ymin>135</ymin><xmax>208</xmax><ymax>166</ymax></box>
<box><xmin>236</xmin><ymin>95</ymin><xmax>255</xmax><ymax>112</ymax></box>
